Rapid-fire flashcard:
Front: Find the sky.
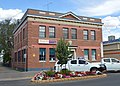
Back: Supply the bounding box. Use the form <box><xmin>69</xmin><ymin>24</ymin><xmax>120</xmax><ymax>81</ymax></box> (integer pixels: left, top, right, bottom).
<box><xmin>0</xmin><ymin>0</ymin><xmax>120</xmax><ymax>41</ymax></box>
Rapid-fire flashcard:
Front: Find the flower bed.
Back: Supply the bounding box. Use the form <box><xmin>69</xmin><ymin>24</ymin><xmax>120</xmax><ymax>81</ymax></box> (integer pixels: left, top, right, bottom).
<box><xmin>31</xmin><ymin>70</ymin><xmax>106</xmax><ymax>83</ymax></box>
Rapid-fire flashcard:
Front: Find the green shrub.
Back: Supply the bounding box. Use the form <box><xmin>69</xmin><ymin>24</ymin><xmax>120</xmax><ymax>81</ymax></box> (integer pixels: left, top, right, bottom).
<box><xmin>46</xmin><ymin>70</ymin><xmax>55</xmax><ymax>77</ymax></box>
<box><xmin>60</xmin><ymin>69</ymin><xmax>71</xmax><ymax>75</ymax></box>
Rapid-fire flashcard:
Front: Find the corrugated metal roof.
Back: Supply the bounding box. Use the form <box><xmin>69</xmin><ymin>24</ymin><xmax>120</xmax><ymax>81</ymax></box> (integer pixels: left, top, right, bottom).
<box><xmin>103</xmin><ymin>38</ymin><xmax>120</xmax><ymax>44</ymax></box>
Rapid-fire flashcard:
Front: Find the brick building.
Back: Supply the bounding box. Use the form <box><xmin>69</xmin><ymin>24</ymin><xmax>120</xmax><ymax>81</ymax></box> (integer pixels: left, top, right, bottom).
<box><xmin>12</xmin><ymin>9</ymin><xmax>103</xmax><ymax>71</ymax></box>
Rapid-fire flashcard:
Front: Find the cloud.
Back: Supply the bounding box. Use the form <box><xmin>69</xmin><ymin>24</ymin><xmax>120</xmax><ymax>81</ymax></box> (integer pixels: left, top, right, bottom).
<box><xmin>102</xmin><ymin>16</ymin><xmax>120</xmax><ymax>41</ymax></box>
<box><xmin>0</xmin><ymin>8</ymin><xmax>24</xmax><ymax>21</ymax></box>
<box><xmin>76</xmin><ymin>0</ymin><xmax>120</xmax><ymax>16</ymax></box>
<box><xmin>102</xmin><ymin>16</ymin><xmax>120</xmax><ymax>28</ymax></box>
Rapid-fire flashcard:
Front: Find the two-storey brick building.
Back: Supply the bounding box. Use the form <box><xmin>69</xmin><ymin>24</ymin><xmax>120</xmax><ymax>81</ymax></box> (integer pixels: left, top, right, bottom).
<box><xmin>12</xmin><ymin>9</ymin><xmax>103</xmax><ymax>71</ymax></box>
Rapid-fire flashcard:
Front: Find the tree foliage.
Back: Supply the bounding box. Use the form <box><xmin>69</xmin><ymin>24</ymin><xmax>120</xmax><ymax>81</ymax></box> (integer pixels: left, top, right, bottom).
<box><xmin>0</xmin><ymin>19</ymin><xmax>17</xmax><ymax>65</ymax></box>
<box><xmin>56</xmin><ymin>38</ymin><xmax>71</xmax><ymax>66</ymax></box>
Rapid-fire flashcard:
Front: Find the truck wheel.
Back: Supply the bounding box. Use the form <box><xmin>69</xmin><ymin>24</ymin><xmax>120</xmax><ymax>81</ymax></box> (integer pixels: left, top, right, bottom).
<box><xmin>90</xmin><ymin>67</ymin><xmax>98</xmax><ymax>73</ymax></box>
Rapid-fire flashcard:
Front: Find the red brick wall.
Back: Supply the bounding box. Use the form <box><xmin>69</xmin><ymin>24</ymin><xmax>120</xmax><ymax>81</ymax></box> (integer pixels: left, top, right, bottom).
<box><xmin>13</xmin><ymin>18</ymin><xmax>102</xmax><ymax>70</ymax></box>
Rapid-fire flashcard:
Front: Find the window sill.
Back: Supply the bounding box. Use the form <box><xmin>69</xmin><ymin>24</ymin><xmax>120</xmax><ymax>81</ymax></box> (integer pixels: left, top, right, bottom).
<box><xmin>39</xmin><ymin>61</ymin><xmax>46</xmax><ymax>62</ymax></box>
<box><xmin>49</xmin><ymin>60</ymin><xmax>56</xmax><ymax>62</ymax></box>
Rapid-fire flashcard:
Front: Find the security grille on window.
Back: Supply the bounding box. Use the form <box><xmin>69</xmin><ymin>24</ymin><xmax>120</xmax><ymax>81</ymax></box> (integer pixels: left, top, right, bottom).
<box><xmin>49</xmin><ymin>48</ymin><xmax>55</xmax><ymax>61</ymax></box>
<box><xmin>49</xmin><ymin>27</ymin><xmax>55</xmax><ymax>38</ymax></box>
<box><xmin>39</xmin><ymin>26</ymin><xmax>46</xmax><ymax>38</ymax></box>
<box><xmin>71</xmin><ymin>28</ymin><xmax>77</xmax><ymax>39</ymax></box>
<box><xmin>63</xmin><ymin>28</ymin><xmax>69</xmax><ymax>39</ymax></box>
<box><xmin>39</xmin><ymin>48</ymin><xmax>46</xmax><ymax>61</ymax></box>
<box><xmin>83</xmin><ymin>30</ymin><xmax>88</xmax><ymax>40</ymax></box>
<box><xmin>91</xmin><ymin>30</ymin><xmax>96</xmax><ymax>40</ymax></box>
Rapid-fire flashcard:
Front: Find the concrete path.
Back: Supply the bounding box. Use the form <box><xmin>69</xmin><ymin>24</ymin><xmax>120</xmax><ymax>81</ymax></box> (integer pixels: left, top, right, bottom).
<box><xmin>0</xmin><ymin>63</ymin><xmax>38</xmax><ymax>81</ymax></box>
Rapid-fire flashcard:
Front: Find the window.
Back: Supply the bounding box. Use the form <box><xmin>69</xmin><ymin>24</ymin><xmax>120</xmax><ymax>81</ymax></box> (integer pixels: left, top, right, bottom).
<box><xmin>49</xmin><ymin>27</ymin><xmax>55</xmax><ymax>38</ymax></box>
<box><xmin>18</xmin><ymin>34</ymin><xmax>19</xmax><ymax>43</ymax></box>
<box><xmin>71</xmin><ymin>28</ymin><xmax>77</xmax><ymax>39</ymax></box>
<box><xmin>91</xmin><ymin>30</ymin><xmax>96</xmax><ymax>40</ymax></box>
<box><xmin>39</xmin><ymin>26</ymin><xmax>46</xmax><ymax>38</ymax></box>
<box><xmin>14</xmin><ymin>52</ymin><xmax>17</xmax><ymax>62</ymax></box>
<box><xmin>22</xmin><ymin>49</ymin><xmax>26</xmax><ymax>62</ymax></box>
<box><xmin>63</xmin><ymin>28</ymin><xmax>69</xmax><ymax>39</ymax></box>
<box><xmin>57</xmin><ymin>61</ymin><xmax>67</xmax><ymax>64</ymax></box>
<box><xmin>23</xmin><ymin>28</ymin><xmax>25</xmax><ymax>39</ymax></box>
<box><xmin>49</xmin><ymin>48</ymin><xmax>55</xmax><ymax>61</ymax></box>
<box><xmin>39</xmin><ymin>48</ymin><xmax>46</xmax><ymax>61</ymax></box>
<box><xmin>91</xmin><ymin>49</ymin><xmax>96</xmax><ymax>61</ymax></box>
<box><xmin>111</xmin><ymin>59</ymin><xmax>119</xmax><ymax>63</ymax></box>
<box><xmin>83</xmin><ymin>30</ymin><xmax>88</xmax><ymax>40</ymax></box>
<box><xmin>79</xmin><ymin>60</ymin><xmax>86</xmax><ymax>64</ymax></box>
<box><xmin>71</xmin><ymin>60</ymin><xmax>77</xmax><ymax>64</ymax></box>
<box><xmin>18</xmin><ymin>51</ymin><xmax>21</xmax><ymax>62</ymax></box>
<box><xmin>104</xmin><ymin>59</ymin><xmax>110</xmax><ymax>63</ymax></box>
<box><xmin>84</xmin><ymin>49</ymin><xmax>89</xmax><ymax>60</ymax></box>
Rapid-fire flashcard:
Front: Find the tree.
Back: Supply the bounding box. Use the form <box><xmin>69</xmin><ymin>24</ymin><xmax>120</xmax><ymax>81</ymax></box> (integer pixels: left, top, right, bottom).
<box><xmin>56</xmin><ymin>38</ymin><xmax>71</xmax><ymax>67</ymax></box>
<box><xmin>0</xmin><ymin>19</ymin><xmax>17</xmax><ymax>65</ymax></box>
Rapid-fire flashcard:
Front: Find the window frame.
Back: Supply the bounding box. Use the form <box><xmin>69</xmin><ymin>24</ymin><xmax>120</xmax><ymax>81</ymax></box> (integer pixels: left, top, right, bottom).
<box><xmin>91</xmin><ymin>30</ymin><xmax>96</xmax><ymax>40</ymax></box>
<box><xmin>83</xmin><ymin>30</ymin><xmax>89</xmax><ymax>40</ymax></box>
<box><xmin>71</xmin><ymin>28</ymin><xmax>77</xmax><ymax>39</ymax></box>
<box><xmin>91</xmin><ymin>49</ymin><xmax>96</xmax><ymax>61</ymax></box>
<box><xmin>63</xmin><ymin>28</ymin><xmax>69</xmax><ymax>39</ymax></box>
<box><xmin>49</xmin><ymin>48</ymin><xmax>56</xmax><ymax>62</ymax></box>
<box><xmin>49</xmin><ymin>26</ymin><xmax>55</xmax><ymax>38</ymax></box>
<box><xmin>39</xmin><ymin>48</ymin><xmax>46</xmax><ymax>61</ymax></box>
<box><xmin>84</xmin><ymin>49</ymin><xmax>89</xmax><ymax>60</ymax></box>
<box><xmin>39</xmin><ymin>26</ymin><xmax>46</xmax><ymax>38</ymax></box>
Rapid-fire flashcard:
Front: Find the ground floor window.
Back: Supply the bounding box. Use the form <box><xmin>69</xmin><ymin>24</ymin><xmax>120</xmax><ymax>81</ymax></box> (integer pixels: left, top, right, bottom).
<box><xmin>18</xmin><ymin>51</ymin><xmax>21</xmax><ymax>62</ymax></box>
<box><xmin>14</xmin><ymin>52</ymin><xmax>17</xmax><ymax>62</ymax></box>
<box><xmin>91</xmin><ymin>49</ymin><xmax>96</xmax><ymax>61</ymax></box>
<box><xmin>49</xmin><ymin>48</ymin><xmax>55</xmax><ymax>61</ymax></box>
<box><xmin>84</xmin><ymin>49</ymin><xmax>89</xmax><ymax>60</ymax></box>
<box><xmin>22</xmin><ymin>49</ymin><xmax>26</xmax><ymax>62</ymax></box>
<box><xmin>39</xmin><ymin>48</ymin><xmax>46</xmax><ymax>61</ymax></box>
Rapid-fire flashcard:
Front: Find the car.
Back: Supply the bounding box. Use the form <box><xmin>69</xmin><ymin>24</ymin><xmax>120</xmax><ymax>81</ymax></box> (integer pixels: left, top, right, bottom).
<box><xmin>54</xmin><ymin>58</ymin><xmax>106</xmax><ymax>72</ymax></box>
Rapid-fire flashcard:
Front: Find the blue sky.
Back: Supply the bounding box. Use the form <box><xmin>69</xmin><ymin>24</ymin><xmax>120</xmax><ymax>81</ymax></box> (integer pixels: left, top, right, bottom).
<box><xmin>0</xmin><ymin>0</ymin><xmax>120</xmax><ymax>41</ymax></box>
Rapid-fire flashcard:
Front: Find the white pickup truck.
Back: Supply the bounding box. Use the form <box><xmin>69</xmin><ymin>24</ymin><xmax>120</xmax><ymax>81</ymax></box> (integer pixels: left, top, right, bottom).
<box><xmin>54</xmin><ymin>59</ymin><xmax>106</xmax><ymax>72</ymax></box>
<box><xmin>101</xmin><ymin>58</ymin><xmax>120</xmax><ymax>71</ymax></box>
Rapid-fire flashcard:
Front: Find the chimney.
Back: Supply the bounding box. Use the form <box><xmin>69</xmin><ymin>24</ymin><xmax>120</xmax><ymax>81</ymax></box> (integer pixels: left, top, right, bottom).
<box><xmin>108</xmin><ymin>35</ymin><xmax>115</xmax><ymax>41</ymax></box>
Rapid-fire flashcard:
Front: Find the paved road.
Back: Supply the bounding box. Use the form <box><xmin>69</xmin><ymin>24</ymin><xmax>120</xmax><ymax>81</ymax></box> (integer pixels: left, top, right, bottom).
<box><xmin>0</xmin><ymin>73</ymin><xmax>120</xmax><ymax>86</ymax></box>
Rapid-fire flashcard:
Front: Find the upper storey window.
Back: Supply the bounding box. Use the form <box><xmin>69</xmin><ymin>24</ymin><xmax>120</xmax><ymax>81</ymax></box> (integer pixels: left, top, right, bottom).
<box><xmin>39</xmin><ymin>26</ymin><xmax>46</xmax><ymax>38</ymax></box>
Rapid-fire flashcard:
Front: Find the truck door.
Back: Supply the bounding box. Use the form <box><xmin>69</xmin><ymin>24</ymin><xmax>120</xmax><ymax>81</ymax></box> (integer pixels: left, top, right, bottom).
<box><xmin>78</xmin><ymin>60</ymin><xmax>89</xmax><ymax>71</ymax></box>
<box><xmin>103</xmin><ymin>58</ymin><xmax>112</xmax><ymax>71</ymax></box>
<box><xmin>111</xmin><ymin>58</ymin><xmax>120</xmax><ymax>70</ymax></box>
<box><xmin>69</xmin><ymin>60</ymin><xmax>78</xmax><ymax>71</ymax></box>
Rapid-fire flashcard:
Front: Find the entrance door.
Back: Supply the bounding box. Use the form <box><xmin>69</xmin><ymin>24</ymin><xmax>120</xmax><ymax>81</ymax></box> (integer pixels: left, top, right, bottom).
<box><xmin>69</xmin><ymin>49</ymin><xmax>76</xmax><ymax>59</ymax></box>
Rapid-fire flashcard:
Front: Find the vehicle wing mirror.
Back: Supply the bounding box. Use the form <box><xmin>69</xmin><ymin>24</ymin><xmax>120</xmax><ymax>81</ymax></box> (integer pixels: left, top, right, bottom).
<box><xmin>85</xmin><ymin>62</ymin><xmax>88</xmax><ymax>65</ymax></box>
